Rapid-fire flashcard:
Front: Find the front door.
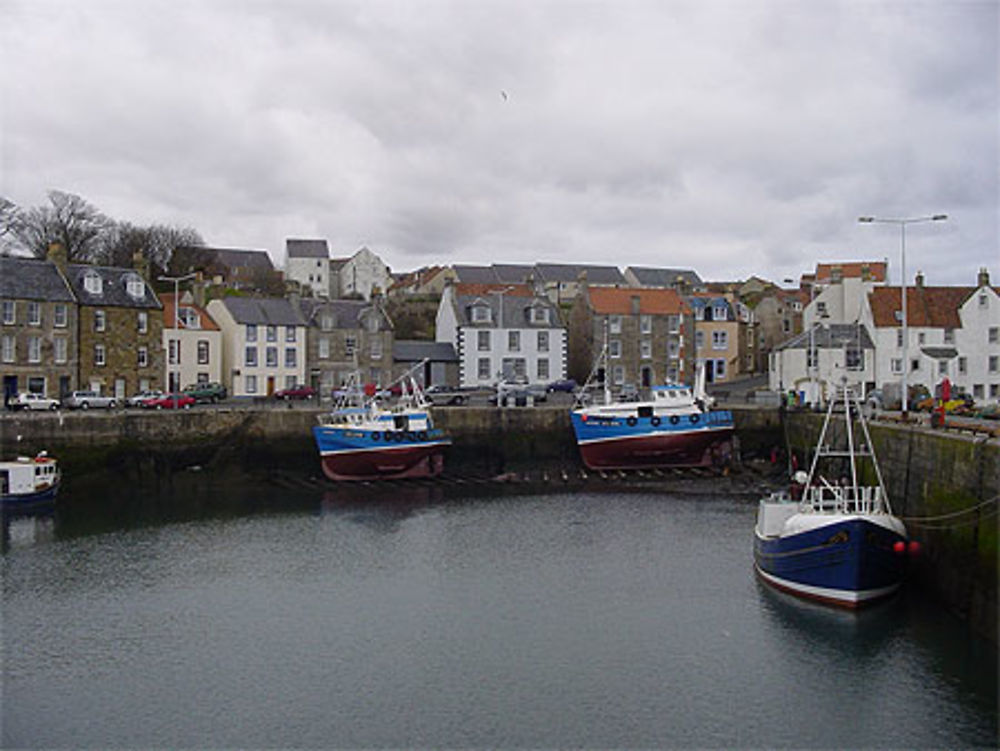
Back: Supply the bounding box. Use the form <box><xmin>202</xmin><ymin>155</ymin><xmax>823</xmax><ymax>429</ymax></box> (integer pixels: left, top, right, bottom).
<box><xmin>640</xmin><ymin>366</ymin><xmax>652</xmax><ymax>388</ymax></box>
<box><xmin>704</xmin><ymin>360</ymin><xmax>716</xmax><ymax>383</ymax></box>
<box><xmin>267</xmin><ymin>376</ymin><xmax>275</xmax><ymax>396</ymax></box>
<box><xmin>3</xmin><ymin>375</ymin><xmax>17</xmax><ymax>407</ymax></box>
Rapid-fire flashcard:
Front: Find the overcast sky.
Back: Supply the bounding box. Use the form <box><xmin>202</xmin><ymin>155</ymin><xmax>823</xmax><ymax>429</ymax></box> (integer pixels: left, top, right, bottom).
<box><xmin>2</xmin><ymin>0</ymin><xmax>997</xmax><ymax>286</ymax></box>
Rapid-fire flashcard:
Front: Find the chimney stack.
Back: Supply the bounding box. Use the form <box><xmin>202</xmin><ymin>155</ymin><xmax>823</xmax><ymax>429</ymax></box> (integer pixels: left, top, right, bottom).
<box><xmin>978</xmin><ymin>267</ymin><xmax>991</xmax><ymax>288</ymax></box>
<box><xmin>132</xmin><ymin>249</ymin><xmax>151</xmax><ymax>281</ymax></box>
<box><xmin>46</xmin><ymin>242</ymin><xmax>68</xmax><ymax>275</ymax></box>
<box><xmin>915</xmin><ymin>270</ymin><xmax>925</xmax><ymax>289</ymax></box>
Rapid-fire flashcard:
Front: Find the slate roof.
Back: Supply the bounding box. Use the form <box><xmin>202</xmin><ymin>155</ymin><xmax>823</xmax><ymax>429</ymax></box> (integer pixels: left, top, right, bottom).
<box><xmin>868</xmin><ymin>286</ymin><xmax>972</xmax><ymax>329</ymax></box>
<box><xmin>393</xmin><ymin>340</ymin><xmax>458</xmax><ymax>362</ymax></box>
<box><xmin>536</xmin><ymin>263</ymin><xmax>625</xmax><ymax>285</ymax></box>
<box><xmin>0</xmin><ymin>256</ymin><xmax>75</xmax><ymax>302</ymax></box>
<box><xmin>454</xmin><ymin>290</ymin><xmax>562</xmax><ymax>328</ymax></box>
<box><xmin>776</xmin><ymin>323</ymin><xmax>875</xmax><ymax>351</ymax></box>
<box><xmin>493</xmin><ymin>264</ymin><xmax>535</xmax><ymax>284</ymax></box>
<box><xmin>452</xmin><ymin>265</ymin><xmax>498</xmax><ymax>284</ymax></box>
<box><xmin>209</xmin><ymin>247</ymin><xmax>275</xmax><ymax>271</ymax></box>
<box><xmin>588</xmin><ymin>287</ymin><xmax>687</xmax><ymax>316</ymax></box>
<box><xmin>815</xmin><ymin>261</ymin><xmax>887</xmax><ymax>283</ymax></box>
<box><xmin>66</xmin><ymin>263</ymin><xmax>162</xmax><ymax>309</ymax></box>
<box><xmin>297</xmin><ymin>298</ymin><xmax>372</xmax><ymax>328</ymax></box>
<box><xmin>286</xmin><ymin>239</ymin><xmax>329</xmax><ymax>259</ymax></box>
<box><xmin>626</xmin><ymin>266</ymin><xmax>703</xmax><ymax>288</ymax></box>
<box><xmin>218</xmin><ymin>296</ymin><xmax>305</xmax><ymax>326</ymax></box>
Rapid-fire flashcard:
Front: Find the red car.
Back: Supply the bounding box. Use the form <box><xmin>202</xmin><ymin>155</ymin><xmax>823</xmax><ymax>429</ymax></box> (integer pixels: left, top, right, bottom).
<box><xmin>274</xmin><ymin>385</ymin><xmax>316</xmax><ymax>400</ymax></box>
<box><xmin>142</xmin><ymin>393</ymin><xmax>196</xmax><ymax>410</ymax></box>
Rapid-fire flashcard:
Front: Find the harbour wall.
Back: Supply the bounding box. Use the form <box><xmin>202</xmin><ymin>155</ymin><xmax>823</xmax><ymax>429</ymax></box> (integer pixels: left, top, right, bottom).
<box><xmin>1</xmin><ymin>405</ymin><xmax>995</xmax><ymax>640</ymax></box>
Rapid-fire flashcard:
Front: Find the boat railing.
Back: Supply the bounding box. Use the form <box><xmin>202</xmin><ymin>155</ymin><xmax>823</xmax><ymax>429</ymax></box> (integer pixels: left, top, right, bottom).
<box><xmin>800</xmin><ymin>484</ymin><xmax>889</xmax><ymax>516</ymax></box>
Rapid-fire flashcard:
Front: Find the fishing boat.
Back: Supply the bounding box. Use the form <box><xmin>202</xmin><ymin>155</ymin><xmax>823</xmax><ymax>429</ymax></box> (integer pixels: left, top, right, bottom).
<box><xmin>570</xmin><ymin>354</ymin><xmax>735</xmax><ymax>470</ymax></box>
<box><xmin>754</xmin><ymin>382</ymin><xmax>910</xmax><ymax>608</ymax></box>
<box><xmin>1</xmin><ymin>452</ymin><xmax>60</xmax><ymax>510</ymax></box>
<box><xmin>312</xmin><ymin>368</ymin><xmax>451</xmax><ymax>482</ymax></box>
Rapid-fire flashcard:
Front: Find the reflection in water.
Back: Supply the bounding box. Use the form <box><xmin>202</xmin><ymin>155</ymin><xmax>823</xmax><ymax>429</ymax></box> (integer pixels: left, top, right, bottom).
<box><xmin>1</xmin><ymin>509</ymin><xmax>56</xmax><ymax>552</ymax></box>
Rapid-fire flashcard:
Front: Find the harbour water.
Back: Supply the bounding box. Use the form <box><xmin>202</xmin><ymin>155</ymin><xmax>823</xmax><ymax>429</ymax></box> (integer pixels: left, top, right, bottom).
<box><xmin>2</xmin><ymin>478</ymin><xmax>997</xmax><ymax>748</ymax></box>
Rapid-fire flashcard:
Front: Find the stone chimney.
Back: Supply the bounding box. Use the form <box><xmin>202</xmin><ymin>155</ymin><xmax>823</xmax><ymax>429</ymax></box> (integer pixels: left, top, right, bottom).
<box><xmin>192</xmin><ymin>272</ymin><xmax>206</xmax><ymax>308</ymax></box>
<box><xmin>978</xmin><ymin>267</ymin><xmax>991</xmax><ymax>288</ymax></box>
<box><xmin>46</xmin><ymin>242</ymin><xmax>68</xmax><ymax>275</ymax></box>
<box><xmin>631</xmin><ymin>294</ymin><xmax>641</xmax><ymax>315</ymax></box>
<box><xmin>132</xmin><ymin>249</ymin><xmax>151</xmax><ymax>281</ymax></box>
<box><xmin>915</xmin><ymin>270</ymin><xmax>925</xmax><ymax>289</ymax></box>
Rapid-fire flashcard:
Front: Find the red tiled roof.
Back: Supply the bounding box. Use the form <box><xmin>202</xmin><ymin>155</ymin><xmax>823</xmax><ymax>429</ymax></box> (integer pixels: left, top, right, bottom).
<box><xmin>588</xmin><ymin>287</ymin><xmax>688</xmax><ymax>315</ymax></box>
<box><xmin>815</xmin><ymin>261</ymin><xmax>887</xmax><ymax>283</ymax></box>
<box><xmin>868</xmin><ymin>286</ymin><xmax>973</xmax><ymax>328</ymax></box>
<box><xmin>160</xmin><ymin>292</ymin><xmax>221</xmax><ymax>331</ymax></box>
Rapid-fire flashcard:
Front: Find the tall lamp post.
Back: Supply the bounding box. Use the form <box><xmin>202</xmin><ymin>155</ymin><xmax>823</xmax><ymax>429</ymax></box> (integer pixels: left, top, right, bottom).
<box><xmin>158</xmin><ymin>272</ymin><xmax>198</xmax><ymax>407</ymax></box>
<box><xmin>858</xmin><ymin>214</ymin><xmax>947</xmax><ymax>419</ymax></box>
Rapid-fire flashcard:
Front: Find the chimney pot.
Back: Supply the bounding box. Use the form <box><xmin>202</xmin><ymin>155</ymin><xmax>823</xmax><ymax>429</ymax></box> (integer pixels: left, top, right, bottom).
<box><xmin>978</xmin><ymin>267</ymin><xmax>990</xmax><ymax>287</ymax></box>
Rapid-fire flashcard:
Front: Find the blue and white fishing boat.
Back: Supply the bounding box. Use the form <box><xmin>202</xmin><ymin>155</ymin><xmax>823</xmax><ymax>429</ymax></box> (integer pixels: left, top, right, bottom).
<box><xmin>312</xmin><ymin>369</ymin><xmax>451</xmax><ymax>482</ymax></box>
<box><xmin>754</xmin><ymin>382</ymin><xmax>910</xmax><ymax>608</ymax></box>
<box><xmin>1</xmin><ymin>452</ymin><xmax>60</xmax><ymax>510</ymax></box>
<box><xmin>570</xmin><ymin>354</ymin><xmax>735</xmax><ymax>470</ymax></box>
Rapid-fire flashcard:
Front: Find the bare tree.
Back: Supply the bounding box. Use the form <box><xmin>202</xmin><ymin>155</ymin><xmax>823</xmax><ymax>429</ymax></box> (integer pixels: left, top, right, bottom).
<box><xmin>11</xmin><ymin>190</ymin><xmax>113</xmax><ymax>261</ymax></box>
<box><xmin>98</xmin><ymin>221</ymin><xmax>204</xmax><ymax>276</ymax></box>
<box><xmin>0</xmin><ymin>197</ymin><xmax>20</xmax><ymax>255</ymax></box>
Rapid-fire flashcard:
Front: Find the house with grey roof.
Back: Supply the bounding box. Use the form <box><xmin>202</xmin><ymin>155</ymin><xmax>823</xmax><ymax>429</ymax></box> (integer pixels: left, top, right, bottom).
<box><xmin>295</xmin><ymin>297</ymin><xmax>394</xmax><ymax>396</ymax></box>
<box><xmin>768</xmin><ymin>322</ymin><xmax>876</xmax><ymax>405</ymax></box>
<box><xmin>285</xmin><ymin>239</ymin><xmax>331</xmax><ymax>298</ymax></box>
<box><xmin>206</xmin><ymin>296</ymin><xmax>307</xmax><ymax>397</ymax></box>
<box><xmin>1</xmin><ymin>253</ymin><xmax>79</xmax><ymax>402</ymax></box>
<box><xmin>173</xmin><ymin>245</ymin><xmax>282</xmax><ymax>295</ymax></box>
<box><xmin>329</xmin><ymin>246</ymin><xmax>393</xmax><ymax>301</ymax></box>
<box><xmin>624</xmin><ymin>266</ymin><xmax>704</xmax><ymax>291</ymax></box>
<box><xmin>534</xmin><ymin>263</ymin><xmax>626</xmax><ymax>305</ymax></box>
<box><xmin>436</xmin><ymin>281</ymin><xmax>567</xmax><ymax>388</ymax></box>
<box><xmin>392</xmin><ymin>340</ymin><xmax>459</xmax><ymax>387</ymax></box>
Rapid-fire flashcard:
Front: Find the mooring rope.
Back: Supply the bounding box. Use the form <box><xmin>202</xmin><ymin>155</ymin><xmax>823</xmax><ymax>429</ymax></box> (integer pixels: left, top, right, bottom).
<box><xmin>900</xmin><ymin>494</ymin><xmax>1000</xmax><ymax>528</ymax></box>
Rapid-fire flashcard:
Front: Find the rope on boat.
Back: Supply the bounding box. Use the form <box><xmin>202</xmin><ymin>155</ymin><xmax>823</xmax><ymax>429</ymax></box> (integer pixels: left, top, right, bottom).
<box><xmin>900</xmin><ymin>494</ymin><xmax>1000</xmax><ymax>529</ymax></box>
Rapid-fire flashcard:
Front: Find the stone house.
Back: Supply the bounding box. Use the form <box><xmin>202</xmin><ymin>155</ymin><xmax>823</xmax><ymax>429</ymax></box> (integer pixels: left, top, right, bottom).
<box><xmin>295</xmin><ymin>297</ymin><xmax>394</xmax><ymax>395</ymax></box>
<box><xmin>0</xmin><ymin>253</ymin><xmax>78</xmax><ymax>403</ymax></box>
<box><xmin>64</xmin><ymin>257</ymin><xmax>164</xmax><ymax>399</ymax></box>
<box><xmin>206</xmin><ymin>297</ymin><xmax>307</xmax><ymax>398</ymax></box>
<box><xmin>569</xmin><ymin>285</ymin><xmax>692</xmax><ymax>388</ymax></box>
<box><xmin>436</xmin><ymin>281</ymin><xmax>567</xmax><ymax>388</ymax></box>
<box><xmin>331</xmin><ymin>246</ymin><xmax>392</xmax><ymax>301</ymax></box>
<box><xmin>284</xmin><ymin>239</ymin><xmax>331</xmax><ymax>298</ymax></box>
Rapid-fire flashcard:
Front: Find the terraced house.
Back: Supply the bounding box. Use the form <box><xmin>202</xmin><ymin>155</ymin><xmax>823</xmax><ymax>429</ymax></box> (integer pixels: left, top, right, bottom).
<box><xmin>1</xmin><ymin>254</ymin><xmax>78</xmax><ymax>404</ymax></box>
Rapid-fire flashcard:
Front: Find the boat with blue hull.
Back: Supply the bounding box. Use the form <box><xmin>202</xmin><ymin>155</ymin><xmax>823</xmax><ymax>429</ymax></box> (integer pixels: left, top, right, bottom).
<box><xmin>312</xmin><ymin>371</ymin><xmax>451</xmax><ymax>482</ymax></box>
<box><xmin>754</xmin><ymin>383</ymin><xmax>910</xmax><ymax>608</ymax></box>
<box><xmin>1</xmin><ymin>453</ymin><xmax>60</xmax><ymax>511</ymax></box>
<box><xmin>570</xmin><ymin>371</ymin><xmax>735</xmax><ymax>470</ymax></box>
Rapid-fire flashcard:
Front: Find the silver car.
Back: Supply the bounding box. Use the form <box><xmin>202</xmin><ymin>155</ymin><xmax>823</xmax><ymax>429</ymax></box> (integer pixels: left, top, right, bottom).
<box><xmin>7</xmin><ymin>392</ymin><xmax>61</xmax><ymax>411</ymax></box>
<box><xmin>63</xmin><ymin>390</ymin><xmax>118</xmax><ymax>410</ymax></box>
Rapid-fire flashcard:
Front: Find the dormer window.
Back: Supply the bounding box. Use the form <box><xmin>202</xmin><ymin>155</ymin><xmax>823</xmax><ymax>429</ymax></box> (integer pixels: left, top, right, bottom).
<box><xmin>84</xmin><ymin>271</ymin><xmax>103</xmax><ymax>295</ymax></box>
<box><xmin>471</xmin><ymin>304</ymin><xmax>491</xmax><ymax>323</ymax></box>
<box><xmin>531</xmin><ymin>306</ymin><xmax>549</xmax><ymax>324</ymax></box>
<box><xmin>125</xmin><ymin>274</ymin><xmax>146</xmax><ymax>300</ymax></box>
<box><xmin>713</xmin><ymin>305</ymin><xmax>728</xmax><ymax>321</ymax></box>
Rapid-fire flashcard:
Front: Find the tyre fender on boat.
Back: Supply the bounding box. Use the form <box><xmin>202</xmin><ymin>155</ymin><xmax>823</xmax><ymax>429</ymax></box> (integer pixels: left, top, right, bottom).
<box><xmin>650</xmin><ymin>416</ymin><xmax>661</xmax><ymax>427</ymax></box>
<box><xmin>669</xmin><ymin>415</ymin><xmax>680</xmax><ymax>425</ymax></box>
<box><xmin>689</xmin><ymin>414</ymin><xmax>700</xmax><ymax>424</ymax></box>
<box><xmin>418</xmin><ymin>430</ymin><xmax>429</xmax><ymax>441</ymax></box>
<box><xmin>626</xmin><ymin>416</ymin><xmax>637</xmax><ymax>426</ymax></box>
<box><xmin>371</xmin><ymin>431</ymin><xmax>381</xmax><ymax>441</ymax></box>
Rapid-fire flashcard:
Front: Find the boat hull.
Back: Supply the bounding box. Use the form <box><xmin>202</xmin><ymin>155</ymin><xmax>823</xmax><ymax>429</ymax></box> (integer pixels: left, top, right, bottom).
<box><xmin>1</xmin><ymin>482</ymin><xmax>59</xmax><ymax>511</ymax></box>
<box><xmin>754</xmin><ymin>517</ymin><xmax>907</xmax><ymax>608</ymax></box>
<box><xmin>570</xmin><ymin>411</ymin><xmax>734</xmax><ymax>470</ymax></box>
<box><xmin>313</xmin><ymin>425</ymin><xmax>450</xmax><ymax>481</ymax></box>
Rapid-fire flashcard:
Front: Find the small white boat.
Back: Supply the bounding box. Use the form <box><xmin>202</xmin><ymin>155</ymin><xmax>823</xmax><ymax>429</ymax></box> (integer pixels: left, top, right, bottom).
<box><xmin>1</xmin><ymin>452</ymin><xmax>60</xmax><ymax>510</ymax></box>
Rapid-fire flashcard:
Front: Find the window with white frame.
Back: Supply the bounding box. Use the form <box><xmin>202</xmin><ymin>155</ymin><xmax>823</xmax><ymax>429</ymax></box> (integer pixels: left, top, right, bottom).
<box><xmin>1</xmin><ymin>335</ymin><xmax>13</xmax><ymax>362</ymax></box>
<box><xmin>695</xmin><ymin>331</ymin><xmax>704</xmax><ymax>350</ymax></box>
<box><xmin>537</xmin><ymin>358</ymin><xmax>550</xmax><ymax>380</ymax></box>
<box><xmin>27</xmin><ymin>302</ymin><xmax>40</xmax><ymax>326</ymax></box>
<box><xmin>714</xmin><ymin>359</ymin><xmax>727</xmax><ymax>379</ymax></box>
<box><xmin>126</xmin><ymin>276</ymin><xmax>145</xmax><ymax>299</ymax></box>
<box><xmin>668</xmin><ymin>339</ymin><xmax>680</xmax><ymax>358</ymax></box>
<box><xmin>846</xmin><ymin>347</ymin><xmax>862</xmax><ymax>370</ymax></box>
<box><xmin>973</xmin><ymin>384</ymin><xmax>984</xmax><ymax>399</ymax></box>
<box><xmin>28</xmin><ymin>336</ymin><xmax>41</xmax><ymax>363</ymax></box>
<box><xmin>918</xmin><ymin>332</ymin><xmax>926</xmax><ymax>345</ymax></box>
<box><xmin>137</xmin><ymin>311</ymin><xmax>148</xmax><ymax>333</ymax></box>
<box><xmin>712</xmin><ymin>331</ymin><xmax>728</xmax><ymax>350</ymax></box>
<box><xmin>371</xmin><ymin>339</ymin><xmax>382</xmax><ymax>359</ymax></box>
<box><xmin>344</xmin><ymin>335</ymin><xmax>356</xmax><ymax>356</ymax></box>
<box><xmin>537</xmin><ymin>331</ymin><xmax>549</xmax><ymax>352</ymax></box>
<box><xmin>478</xmin><ymin>358</ymin><xmax>491</xmax><ymax>379</ymax></box>
<box><xmin>807</xmin><ymin>347</ymin><xmax>817</xmax><ymax>369</ymax></box>
<box><xmin>609</xmin><ymin>315</ymin><xmax>621</xmax><ymax>334</ymax></box>
<box><xmin>266</xmin><ymin>325</ymin><xmax>277</xmax><ymax>342</ymax></box>
<box><xmin>989</xmin><ymin>355</ymin><xmax>999</xmax><ymax>373</ymax></box>
<box><xmin>245</xmin><ymin>346</ymin><xmax>258</xmax><ymax>367</ymax></box>
<box><xmin>944</xmin><ymin>328</ymin><xmax>955</xmax><ymax>344</ymax></box>
<box><xmin>285</xmin><ymin>326</ymin><xmax>296</xmax><ymax>342</ymax></box>
<box><xmin>266</xmin><ymin>347</ymin><xmax>278</xmax><ymax>367</ymax></box>
<box><xmin>246</xmin><ymin>375</ymin><xmax>257</xmax><ymax>394</ymax></box>
<box><xmin>609</xmin><ymin>339</ymin><xmax>621</xmax><ymax>359</ymax></box>
<box><xmin>508</xmin><ymin>331</ymin><xmax>520</xmax><ymax>352</ymax></box>
<box><xmin>84</xmin><ymin>271</ymin><xmax>102</xmax><ymax>295</ymax></box>
<box><xmin>667</xmin><ymin>315</ymin><xmax>679</xmax><ymax>333</ymax></box>
<box><xmin>472</xmin><ymin>304</ymin><xmax>490</xmax><ymax>323</ymax></box>
<box><xmin>54</xmin><ymin>337</ymin><xmax>67</xmax><ymax>364</ymax></box>
<box><xmin>531</xmin><ymin>307</ymin><xmax>549</xmax><ymax>324</ymax></box>
<box><xmin>477</xmin><ymin>330</ymin><xmax>490</xmax><ymax>351</ymax></box>
<box><xmin>2</xmin><ymin>301</ymin><xmax>14</xmax><ymax>324</ymax></box>
<box><xmin>197</xmin><ymin>340</ymin><xmax>209</xmax><ymax>364</ymax></box>
<box><xmin>138</xmin><ymin>346</ymin><xmax>147</xmax><ymax>368</ymax></box>
<box><xmin>246</xmin><ymin>324</ymin><xmax>258</xmax><ymax>342</ymax></box>
<box><xmin>938</xmin><ymin>360</ymin><xmax>948</xmax><ymax>375</ymax></box>
<box><xmin>713</xmin><ymin>305</ymin><xmax>728</xmax><ymax>321</ymax></box>
<box><xmin>321</xmin><ymin>314</ymin><xmax>334</xmax><ymax>331</ymax></box>
<box><xmin>94</xmin><ymin>310</ymin><xmax>106</xmax><ymax>332</ymax></box>
<box><xmin>612</xmin><ymin>365</ymin><xmax>625</xmax><ymax>385</ymax></box>
<box><xmin>640</xmin><ymin>340</ymin><xmax>652</xmax><ymax>359</ymax></box>
<box><xmin>989</xmin><ymin>327</ymin><xmax>999</xmax><ymax>344</ymax></box>
<box><xmin>980</xmin><ymin>293</ymin><xmax>988</xmax><ymax>308</ymax></box>
<box><xmin>318</xmin><ymin>337</ymin><xmax>330</xmax><ymax>359</ymax></box>
<box><xmin>285</xmin><ymin>348</ymin><xmax>297</xmax><ymax>368</ymax></box>
<box><xmin>168</xmin><ymin>339</ymin><xmax>180</xmax><ymax>365</ymax></box>
<box><xmin>958</xmin><ymin>357</ymin><xmax>967</xmax><ymax>374</ymax></box>
<box><xmin>95</xmin><ymin>344</ymin><xmax>106</xmax><ymax>367</ymax></box>
<box><xmin>640</xmin><ymin>315</ymin><xmax>652</xmax><ymax>334</ymax></box>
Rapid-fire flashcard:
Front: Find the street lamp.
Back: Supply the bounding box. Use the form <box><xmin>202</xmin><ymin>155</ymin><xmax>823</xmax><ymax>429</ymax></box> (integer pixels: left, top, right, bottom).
<box><xmin>158</xmin><ymin>272</ymin><xmax>198</xmax><ymax>407</ymax></box>
<box><xmin>858</xmin><ymin>214</ymin><xmax>948</xmax><ymax>419</ymax></box>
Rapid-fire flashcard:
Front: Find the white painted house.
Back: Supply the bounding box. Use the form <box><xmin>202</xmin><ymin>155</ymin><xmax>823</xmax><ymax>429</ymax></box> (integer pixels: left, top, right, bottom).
<box><xmin>436</xmin><ymin>282</ymin><xmax>567</xmax><ymax>388</ymax></box>
<box><xmin>161</xmin><ymin>291</ymin><xmax>223</xmax><ymax>392</ymax></box>
<box><xmin>284</xmin><ymin>239</ymin><xmax>331</xmax><ymax>298</ymax></box>
<box><xmin>862</xmin><ymin>268</ymin><xmax>1000</xmax><ymax>404</ymax></box>
<box><xmin>331</xmin><ymin>246</ymin><xmax>392</xmax><ymax>301</ymax></box>
<box><xmin>206</xmin><ymin>297</ymin><xmax>307</xmax><ymax>397</ymax></box>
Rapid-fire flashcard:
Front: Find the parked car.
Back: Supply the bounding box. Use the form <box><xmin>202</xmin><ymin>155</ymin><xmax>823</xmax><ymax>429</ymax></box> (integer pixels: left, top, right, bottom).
<box><xmin>142</xmin><ymin>393</ymin><xmax>196</xmax><ymax>410</ymax></box>
<box><xmin>425</xmin><ymin>385</ymin><xmax>470</xmax><ymax>406</ymax></box>
<box><xmin>274</xmin><ymin>384</ymin><xmax>316</xmax><ymax>400</ymax></box>
<box><xmin>63</xmin><ymin>390</ymin><xmax>118</xmax><ymax>410</ymax></box>
<box><xmin>7</xmin><ymin>392</ymin><xmax>60</xmax><ymax>411</ymax></box>
<box><xmin>183</xmin><ymin>382</ymin><xmax>227</xmax><ymax>403</ymax></box>
<box><xmin>546</xmin><ymin>378</ymin><xmax>578</xmax><ymax>393</ymax></box>
<box><xmin>127</xmin><ymin>390</ymin><xmax>164</xmax><ymax>408</ymax></box>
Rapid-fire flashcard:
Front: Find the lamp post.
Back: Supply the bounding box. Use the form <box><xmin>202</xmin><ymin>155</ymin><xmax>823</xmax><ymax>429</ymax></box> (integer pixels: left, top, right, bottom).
<box><xmin>158</xmin><ymin>272</ymin><xmax>198</xmax><ymax>408</ymax></box>
<box><xmin>858</xmin><ymin>214</ymin><xmax>948</xmax><ymax>419</ymax></box>
<box><xmin>491</xmin><ymin>286</ymin><xmax>516</xmax><ymax>382</ymax></box>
